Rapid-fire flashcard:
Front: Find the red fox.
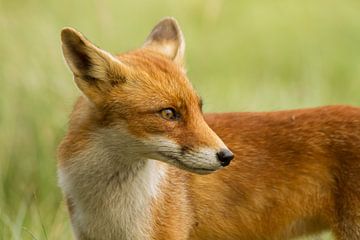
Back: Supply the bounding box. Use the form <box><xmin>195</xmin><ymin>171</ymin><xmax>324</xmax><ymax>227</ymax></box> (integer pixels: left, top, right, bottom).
<box><xmin>58</xmin><ymin>17</ymin><xmax>360</xmax><ymax>240</ymax></box>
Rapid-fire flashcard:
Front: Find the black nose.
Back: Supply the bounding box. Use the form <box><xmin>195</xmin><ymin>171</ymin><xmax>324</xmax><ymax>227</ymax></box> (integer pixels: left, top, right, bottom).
<box><xmin>216</xmin><ymin>149</ymin><xmax>234</xmax><ymax>167</ymax></box>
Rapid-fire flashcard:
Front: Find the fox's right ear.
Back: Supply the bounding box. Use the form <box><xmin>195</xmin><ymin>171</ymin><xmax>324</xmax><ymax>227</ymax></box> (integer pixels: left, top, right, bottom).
<box><xmin>61</xmin><ymin>27</ymin><xmax>127</xmax><ymax>105</ymax></box>
<box><xmin>143</xmin><ymin>17</ymin><xmax>185</xmax><ymax>66</ymax></box>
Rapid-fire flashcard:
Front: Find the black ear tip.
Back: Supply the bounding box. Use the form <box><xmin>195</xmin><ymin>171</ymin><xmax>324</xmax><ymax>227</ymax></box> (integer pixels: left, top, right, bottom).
<box><xmin>149</xmin><ymin>17</ymin><xmax>182</xmax><ymax>42</ymax></box>
<box><xmin>156</xmin><ymin>17</ymin><xmax>180</xmax><ymax>31</ymax></box>
<box><xmin>61</xmin><ymin>27</ymin><xmax>82</xmax><ymax>44</ymax></box>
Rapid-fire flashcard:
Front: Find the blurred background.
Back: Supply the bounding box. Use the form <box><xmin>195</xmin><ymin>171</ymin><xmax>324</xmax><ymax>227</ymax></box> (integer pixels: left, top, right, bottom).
<box><xmin>1</xmin><ymin>0</ymin><xmax>360</xmax><ymax>239</ymax></box>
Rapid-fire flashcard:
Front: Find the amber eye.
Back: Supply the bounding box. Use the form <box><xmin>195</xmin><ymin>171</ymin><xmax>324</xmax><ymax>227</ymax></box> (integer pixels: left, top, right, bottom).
<box><xmin>160</xmin><ymin>108</ymin><xmax>179</xmax><ymax>121</ymax></box>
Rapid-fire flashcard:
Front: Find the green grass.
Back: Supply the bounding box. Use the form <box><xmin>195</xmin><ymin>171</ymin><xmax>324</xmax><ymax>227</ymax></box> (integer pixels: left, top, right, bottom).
<box><xmin>1</xmin><ymin>0</ymin><xmax>360</xmax><ymax>239</ymax></box>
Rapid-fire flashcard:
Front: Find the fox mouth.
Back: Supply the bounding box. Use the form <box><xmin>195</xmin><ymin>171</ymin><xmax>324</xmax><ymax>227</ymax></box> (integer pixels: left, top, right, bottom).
<box><xmin>158</xmin><ymin>152</ymin><xmax>218</xmax><ymax>174</ymax></box>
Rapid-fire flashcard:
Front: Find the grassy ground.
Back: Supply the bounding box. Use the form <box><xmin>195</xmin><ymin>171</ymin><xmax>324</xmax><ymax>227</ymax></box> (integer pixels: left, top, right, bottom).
<box><xmin>1</xmin><ymin>0</ymin><xmax>360</xmax><ymax>239</ymax></box>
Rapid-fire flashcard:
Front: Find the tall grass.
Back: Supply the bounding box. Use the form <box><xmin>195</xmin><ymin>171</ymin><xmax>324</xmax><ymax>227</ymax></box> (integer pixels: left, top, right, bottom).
<box><xmin>1</xmin><ymin>0</ymin><xmax>360</xmax><ymax>239</ymax></box>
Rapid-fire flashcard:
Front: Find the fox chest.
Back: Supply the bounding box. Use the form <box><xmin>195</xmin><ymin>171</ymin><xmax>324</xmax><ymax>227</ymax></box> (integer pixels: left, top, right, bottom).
<box><xmin>74</xmin><ymin>192</ymin><xmax>152</xmax><ymax>240</ymax></box>
<box><xmin>59</xmin><ymin>167</ymin><xmax>161</xmax><ymax>240</ymax></box>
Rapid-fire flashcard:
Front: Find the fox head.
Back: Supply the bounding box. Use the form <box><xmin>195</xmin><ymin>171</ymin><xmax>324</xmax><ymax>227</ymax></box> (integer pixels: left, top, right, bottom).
<box><xmin>61</xmin><ymin>17</ymin><xmax>233</xmax><ymax>174</ymax></box>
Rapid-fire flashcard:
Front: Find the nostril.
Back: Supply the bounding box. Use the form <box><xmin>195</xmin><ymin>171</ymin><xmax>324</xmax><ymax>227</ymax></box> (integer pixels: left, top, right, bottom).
<box><xmin>216</xmin><ymin>149</ymin><xmax>234</xmax><ymax>167</ymax></box>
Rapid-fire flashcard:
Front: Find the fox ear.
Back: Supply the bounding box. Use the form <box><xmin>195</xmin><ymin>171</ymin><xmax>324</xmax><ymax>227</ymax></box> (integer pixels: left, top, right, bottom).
<box><xmin>143</xmin><ymin>17</ymin><xmax>185</xmax><ymax>66</ymax></box>
<box><xmin>61</xmin><ymin>27</ymin><xmax>127</xmax><ymax>105</ymax></box>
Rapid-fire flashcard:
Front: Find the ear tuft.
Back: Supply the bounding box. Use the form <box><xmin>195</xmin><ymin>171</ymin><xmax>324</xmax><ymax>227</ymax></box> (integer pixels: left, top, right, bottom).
<box><xmin>143</xmin><ymin>17</ymin><xmax>185</xmax><ymax>65</ymax></box>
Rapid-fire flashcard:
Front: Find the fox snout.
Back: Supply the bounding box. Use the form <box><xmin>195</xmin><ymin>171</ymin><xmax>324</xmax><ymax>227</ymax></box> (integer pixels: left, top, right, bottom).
<box><xmin>146</xmin><ymin>131</ymin><xmax>234</xmax><ymax>174</ymax></box>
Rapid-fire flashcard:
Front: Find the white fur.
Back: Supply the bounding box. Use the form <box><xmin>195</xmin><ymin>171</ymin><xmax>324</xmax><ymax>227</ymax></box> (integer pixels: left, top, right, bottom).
<box><xmin>58</xmin><ymin>129</ymin><xmax>166</xmax><ymax>240</ymax></box>
<box><xmin>142</xmin><ymin>136</ymin><xmax>223</xmax><ymax>173</ymax></box>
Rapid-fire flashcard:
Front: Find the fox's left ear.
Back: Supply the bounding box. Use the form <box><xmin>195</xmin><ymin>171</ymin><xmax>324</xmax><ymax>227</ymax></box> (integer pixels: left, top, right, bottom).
<box><xmin>143</xmin><ymin>17</ymin><xmax>185</xmax><ymax>66</ymax></box>
<box><xmin>61</xmin><ymin>27</ymin><xmax>129</xmax><ymax>106</ymax></box>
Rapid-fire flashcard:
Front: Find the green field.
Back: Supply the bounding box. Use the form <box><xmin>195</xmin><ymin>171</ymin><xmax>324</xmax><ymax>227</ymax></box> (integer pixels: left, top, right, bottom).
<box><xmin>1</xmin><ymin>0</ymin><xmax>360</xmax><ymax>239</ymax></box>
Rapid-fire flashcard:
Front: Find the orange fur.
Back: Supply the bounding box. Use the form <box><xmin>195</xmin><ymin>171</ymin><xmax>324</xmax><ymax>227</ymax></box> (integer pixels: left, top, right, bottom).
<box><xmin>58</xmin><ymin>18</ymin><xmax>360</xmax><ymax>240</ymax></box>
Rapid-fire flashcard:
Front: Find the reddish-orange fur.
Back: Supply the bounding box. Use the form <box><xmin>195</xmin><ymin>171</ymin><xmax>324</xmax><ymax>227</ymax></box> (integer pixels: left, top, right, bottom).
<box><xmin>191</xmin><ymin>107</ymin><xmax>360</xmax><ymax>239</ymax></box>
<box><xmin>146</xmin><ymin>106</ymin><xmax>360</xmax><ymax>239</ymax></box>
<box><xmin>58</xmin><ymin>18</ymin><xmax>360</xmax><ymax>240</ymax></box>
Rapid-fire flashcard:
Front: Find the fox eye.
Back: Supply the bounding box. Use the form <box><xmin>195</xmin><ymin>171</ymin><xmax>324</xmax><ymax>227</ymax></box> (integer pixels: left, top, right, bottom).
<box><xmin>160</xmin><ymin>108</ymin><xmax>179</xmax><ymax>121</ymax></box>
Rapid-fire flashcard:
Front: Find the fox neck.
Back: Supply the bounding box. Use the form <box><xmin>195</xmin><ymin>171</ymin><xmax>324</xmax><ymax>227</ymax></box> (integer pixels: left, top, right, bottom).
<box><xmin>58</xmin><ymin>128</ymin><xmax>166</xmax><ymax>240</ymax></box>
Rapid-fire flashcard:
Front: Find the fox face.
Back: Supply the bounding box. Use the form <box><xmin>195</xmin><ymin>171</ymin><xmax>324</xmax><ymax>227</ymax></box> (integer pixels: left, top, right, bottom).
<box><xmin>61</xmin><ymin>18</ymin><xmax>233</xmax><ymax>174</ymax></box>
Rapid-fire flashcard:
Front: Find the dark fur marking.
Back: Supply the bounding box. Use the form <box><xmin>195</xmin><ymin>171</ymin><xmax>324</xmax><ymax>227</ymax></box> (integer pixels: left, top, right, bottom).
<box><xmin>107</xmin><ymin>171</ymin><xmax>119</xmax><ymax>186</ymax></box>
<box><xmin>68</xmin><ymin>43</ymin><xmax>93</xmax><ymax>72</ymax></box>
<box><xmin>180</xmin><ymin>146</ymin><xmax>190</xmax><ymax>156</ymax></box>
<box><xmin>82</xmin><ymin>75</ymin><xmax>98</xmax><ymax>85</ymax></box>
<box><xmin>110</xmin><ymin>80</ymin><xmax>119</xmax><ymax>87</ymax></box>
<box><xmin>199</xmin><ymin>98</ymin><xmax>203</xmax><ymax>111</ymax></box>
<box><xmin>109</xmin><ymin>76</ymin><xmax>126</xmax><ymax>87</ymax></box>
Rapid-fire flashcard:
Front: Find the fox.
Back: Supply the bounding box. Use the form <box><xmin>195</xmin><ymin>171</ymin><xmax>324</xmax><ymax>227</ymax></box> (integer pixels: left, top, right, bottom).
<box><xmin>58</xmin><ymin>17</ymin><xmax>360</xmax><ymax>240</ymax></box>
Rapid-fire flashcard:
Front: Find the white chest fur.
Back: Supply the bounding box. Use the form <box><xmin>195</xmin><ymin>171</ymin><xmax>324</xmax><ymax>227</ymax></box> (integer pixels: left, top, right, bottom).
<box><xmin>58</xmin><ymin>138</ymin><xmax>165</xmax><ymax>240</ymax></box>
